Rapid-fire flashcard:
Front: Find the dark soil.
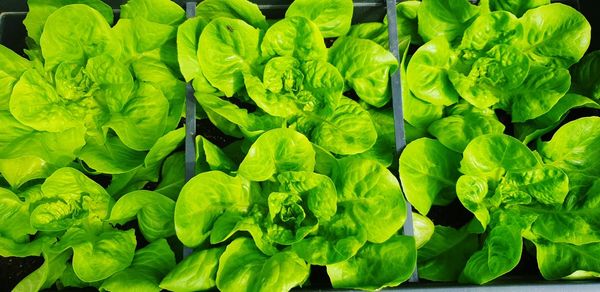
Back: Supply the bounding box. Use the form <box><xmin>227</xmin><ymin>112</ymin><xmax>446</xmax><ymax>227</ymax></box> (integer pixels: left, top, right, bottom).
<box><xmin>0</xmin><ymin>256</ymin><xmax>44</xmax><ymax>292</ymax></box>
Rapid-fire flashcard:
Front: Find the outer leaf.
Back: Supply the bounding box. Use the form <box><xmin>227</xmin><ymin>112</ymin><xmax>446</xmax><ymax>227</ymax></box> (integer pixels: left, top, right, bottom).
<box><xmin>216</xmin><ymin>238</ymin><xmax>310</xmax><ymax>292</ymax></box>
<box><xmin>0</xmin><ymin>188</ymin><xmax>36</xmax><ymax>241</ymax></box>
<box><xmin>514</xmin><ymin>93</ymin><xmax>600</xmax><ymax>144</ymax></box>
<box><xmin>285</xmin><ymin>0</ymin><xmax>353</xmax><ymax>38</ymax></box>
<box><xmin>109</xmin><ymin>190</ymin><xmax>176</xmax><ymax>242</ymax></box>
<box><xmin>198</xmin><ymin>18</ymin><xmax>261</xmax><ymax>97</ymax></box>
<box><xmin>160</xmin><ymin>247</ymin><xmax>225</xmax><ymax>292</ymax></box>
<box><xmin>418</xmin><ymin>226</ymin><xmax>479</xmax><ymax>282</ymax></box>
<box><xmin>79</xmin><ymin>136</ymin><xmax>146</xmax><ymax>174</ymax></box>
<box><xmin>428</xmin><ymin>113</ymin><xmax>505</xmax><ymax>153</ymax></box>
<box><xmin>105</xmin><ymin>83</ymin><xmax>169</xmax><ymax>151</ymax></box>
<box><xmin>400</xmin><ymin>138</ymin><xmax>461</xmax><ymax>215</ymax></box>
<box><xmin>175</xmin><ymin>171</ymin><xmax>249</xmax><ymax>247</ymax></box>
<box><xmin>291</xmin><ymin>207</ymin><xmax>367</xmax><ymax>265</ymax></box>
<box><xmin>24</xmin><ymin>0</ymin><xmax>114</xmax><ymax>44</ymax></box>
<box><xmin>0</xmin><ymin>45</ymin><xmax>31</xmax><ymax>108</ymax></box>
<box><xmin>40</xmin><ymin>4</ymin><xmax>120</xmax><ymax>69</ymax></box>
<box><xmin>31</xmin><ymin>167</ymin><xmax>112</xmax><ymax>231</ymax></box>
<box><xmin>121</xmin><ymin>0</ymin><xmax>185</xmax><ymax>25</ymax></box>
<box><xmin>516</xmin><ymin>3</ymin><xmax>591</xmax><ymax>67</ymax></box>
<box><xmin>538</xmin><ymin>117</ymin><xmax>600</xmax><ymax>196</ymax></box>
<box><xmin>329</xmin><ymin>37</ymin><xmax>398</xmax><ymax>107</ymax></box>
<box><xmin>238</xmin><ymin>128</ymin><xmax>316</xmax><ymax>181</ymax></box>
<box><xmin>10</xmin><ymin>69</ymin><xmax>82</xmax><ymax>132</ymax></box>
<box><xmin>406</xmin><ymin>37</ymin><xmax>458</xmax><ymax>106</ymax></box>
<box><xmin>508</xmin><ymin>65</ymin><xmax>571</xmax><ymax>123</ymax></box>
<box><xmin>196</xmin><ymin>0</ymin><xmax>267</xmax><ymax>30</ymax></box>
<box><xmin>262</xmin><ymin>17</ymin><xmax>327</xmax><ymax>62</ymax></box>
<box><xmin>335</xmin><ymin>158</ymin><xmax>406</xmax><ymax>243</ymax></box>
<box><xmin>535</xmin><ymin>240</ymin><xmax>600</xmax><ymax>280</ymax></box>
<box><xmin>461</xmin><ymin>134</ymin><xmax>539</xmax><ymax>181</ymax></box>
<box><xmin>52</xmin><ymin>228</ymin><xmax>137</xmax><ymax>282</ymax></box>
<box><xmin>312</xmin><ymin>97</ymin><xmax>377</xmax><ymax>155</ymax></box>
<box><xmin>327</xmin><ymin>236</ymin><xmax>416</xmax><ymax>290</ymax></box>
<box><xmin>489</xmin><ymin>0</ymin><xmax>549</xmax><ymax>17</ymax></box>
<box><xmin>417</xmin><ymin>0</ymin><xmax>480</xmax><ymax>42</ymax></box>
<box><xmin>571</xmin><ymin>51</ymin><xmax>600</xmax><ymax>100</ymax></box>
<box><xmin>102</xmin><ymin>239</ymin><xmax>176</xmax><ymax>292</ymax></box>
<box><xmin>460</xmin><ymin>225</ymin><xmax>522</xmax><ymax>284</ymax></box>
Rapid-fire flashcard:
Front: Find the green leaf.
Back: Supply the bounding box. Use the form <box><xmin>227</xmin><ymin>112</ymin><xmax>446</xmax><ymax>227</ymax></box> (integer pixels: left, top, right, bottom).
<box><xmin>0</xmin><ymin>45</ymin><xmax>31</xmax><ymax>109</ymax></box>
<box><xmin>335</xmin><ymin>158</ymin><xmax>406</xmax><ymax>243</ymax></box>
<box><xmin>0</xmin><ymin>156</ymin><xmax>53</xmax><ymax>189</ymax></box>
<box><xmin>216</xmin><ymin>238</ymin><xmax>310</xmax><ymax>292</ymax></box>
<box><xmin>285</xmin><ymin>0</ymin><xmax>353</xmax><ymax>38</ymax></box>
<box><xmin>534</xmin><ymin>240</ymin><xmax>600</xmax><ymax>280</ymax></box>
<box><xmin>312</xmin><ymin>97</ymin><xmax>377</xmax><ymax>155</ymax></box>
<box><xmin>101</xmin><ymin>239</ymin><xmax>176</xmax><ymax>292</ymax></box>
<box><xmin>24</xmin><ymin>0</ymin><xmax>114</xmax><ymax>44</ymax></box>
<box><xmin>0</xmin><ymin>188</ymin><xmax>36</xmax><ymax>241</ymax></box>
<box><xmin>155</xmin><ymin>152</ymin><xmax>185</xmax><ymax>200</ymax></box>
<box><xmin>456</xmin><ymin>175</ymin><xmax>492</xmax><ymax>228</ymax></box>
<box><xmin>105</xmin><ymin>83</ymin><xmax>169</xmax><ymax>151</ymax></box>
<box><xmin>30</xmin><ymin>167</ymin><xmax>112</xmax><ymax>231</ymax></box>
<box><xmin>327</xmin><ymin>235</ymin><xmax>416</xmax><ymax>290</ymax></box>
<box><xmin>160</xmin><ymin>247</ymin><xmax>225</xmax><ymax>292</ymax></box>
<box><xmin>175</xmin><ymin>171</ymin><xmax>249</xmax><ymax>247</ymax></box>
<box><xmin>507</xmin><ymin>65</ymin><xmax>571</xmax><ymax>123</ymax></box>
<box><xmin>417</xmin><ymin>0</ymin><xmax>480</xmax><ymax>42</ymax></box>
<box><xmin>53</xmin><ymin>228</ymin><xmax>136</xmax><ymax>282</ymax></box>
<box><xmin>514</xmin><ymin>93</ymin><xmax>600</xmax><ymax>144</ymax></box>
<box><xmin>459</xmin><ymin>11</ymin><xmax>519</xmax><ymax>52</ymax></box>
<box><xmin>0</xmin><ymin>111</ymin><xmax>85</xmax><ymax>166</ymax></box>
<box><xmin>291</xmin><ymin>206</ymin><xmax>367</xmax><ymax>265</ymax></box>
<box><xmin>238</xmin><ymin>128</ymin><xmax>316</xmax><ymax>181</ymax></box>
<box><xmin>571</xmin><ymin>50</ymin><xmax>600</xmax><ymax>100</ymax></box>
<box><xmin>39</xmin><ymin>4</ymin><xmax>120</xmax><ymax>69</ymax></box>
<box><xmin>347</xmin><ymin>22</ymin><xmax>390</xmax><ymax>48</ymax></box>
<box><xmin>461</xmin><ymin>134</ymin><xmax>539</xmax><ymax>181</ymax></box>
<box><xmin>329</xmin><ymin>37</ymin><xmax>398</xmax><ymax>107</ymax></box>
<box><xmin>515</xmin><ymin>3</ymin><xmax>591</xmax><ymax>67</ymax></box>
<box><xmin>262</xmin><ymin>17</ymin><xmax>327</xmax><ymax>61</ymax></box>
<box><xmin>177</xmin><ymin>16</ymin><xmax>203</xmax><ymax>83</ymax></box>
<box><xmin>131</xmin><ymin>57</ymin><xmax>185</xmax><ymax>132</ymax></box>
<box><xmin>0</xmin><ymin>236</ymin><xmax>55</xmax><ymax>258</ymax></box>
<box><xmin>538</xmin><ymin>117</ymin><xmax>600</xmax><ymax>196</ymax></box>
<box><xmin>428</xmin><ymin>113</ymin><xmax>505</xmax><ymax>153</ymax></box>
<box><xmin>9</xmin><ymin>69</ymin><xmax>83</xmax><ymax>132</ymax></box>
<box><xmin>399</xmin><ymin>138</ymin><xmax>461</xmax><ymax>215</ymax></box>
<box><xmin>489</xmin><ymin>0</ymin><xmax>549</xmax><ymax>17</ymax></box>
<box><xmin>198</xmin><ymin>18</ymin><xmax>261</xmax><ymax>97</ymax></box>
<box><xmin>121</xmin><ymin>0</ymin><xmax>185</xmax><ymax>25</ymax></box>
<box><xmin>527</xmin><ymin>179</ymin><xmax>600</xmax><ymax>245</ymax></box>
<box><xmin>413</xmin><ymin>213</ymin><xmax>435</xmax><ymax>249</ymax></box>
<box><xmin>79</xmin><ymin>135</ymin><xmax>146</xmax><ymax>174</ymax></box>
<box><xmin>497</xmin><ymin>165</ymin><xmax>569</xmax><ymax>206</ymax></box>
<box><xmin>418</xmin><ymin>225</ymin><xmax>479</xmax><ymax>282</ymax></box>
<box><xmin>449</xmin><ymin>44</ymin><xmax>531</xmax><ymax>111</ymax></box>
<box><xmin>460</xmin><ymin>225</ymin><xmax>522</xmax><ymax>284</ymax></box>
<box><xmin>196</xmin><ymin>0</ymin><xmax>267</xmax><ymax>30</ymax></box>
<box><xmin>109</xmin><ymin>191</ymin><xmax>175</xmax><ymax>242</ymax></box>
<box><xmin>387</xmin><ymin>1</ymin><xmax>422</xmax><ymax>44</ymax></box>
<box><xmin>354</xmin><ymin>108</ymin><xmax>396</xmax><ymax>167</ymax></box>
<box><xmin>196</xmin><ymin>136</ymin><xmax>236</xmax><ymax>172</ymax></box>
<box><xmin>407</xmin><ymin>37</ymin><xmax>458</xmax><ymax>106</ymax></box>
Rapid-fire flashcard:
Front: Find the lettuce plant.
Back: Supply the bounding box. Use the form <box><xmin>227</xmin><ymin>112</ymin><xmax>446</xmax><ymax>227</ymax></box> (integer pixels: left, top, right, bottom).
<box><xmin>177</xmin><ymin>0</ymin><xmax>403</xmax><ymax>162</ymax></box>
<box><xmin>0</xmin><ymin>0</ymin><xmax>185</xmax><ymax>191</ymax></box>
<box><xmin>168</xmin><ymin>128</ymin><xmax>415</xmax><ymax>291</ymax></box>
